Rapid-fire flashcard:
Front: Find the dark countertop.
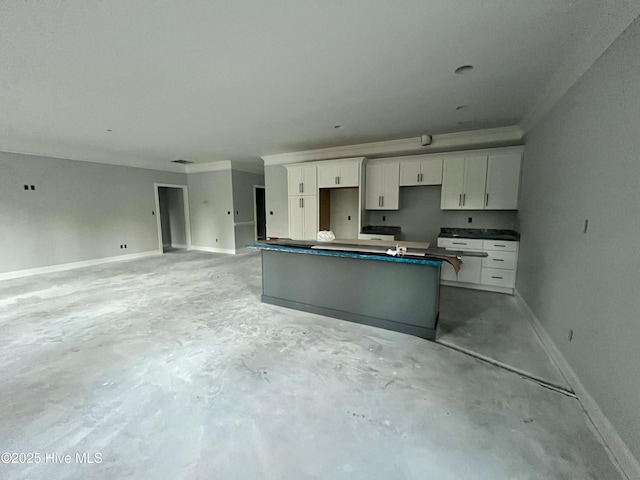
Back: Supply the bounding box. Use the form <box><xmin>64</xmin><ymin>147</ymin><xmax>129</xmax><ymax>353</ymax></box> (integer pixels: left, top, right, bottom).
<box><xmin>361</xmin><ymin>225</ymin><xmax>401</xmax><ymax>235</ymax></box>
<box><xmin>439</xmin><ymin>228</ymin><xmax>520</xmax><ymax>241</ymax></box>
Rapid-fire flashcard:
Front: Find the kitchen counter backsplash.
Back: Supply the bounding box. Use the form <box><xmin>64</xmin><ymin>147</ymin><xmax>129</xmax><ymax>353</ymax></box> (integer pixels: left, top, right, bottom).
<box><xmin>439</xmin><ymin>228</ymin><xmax>520</xmax><ymax>241</ymax></box>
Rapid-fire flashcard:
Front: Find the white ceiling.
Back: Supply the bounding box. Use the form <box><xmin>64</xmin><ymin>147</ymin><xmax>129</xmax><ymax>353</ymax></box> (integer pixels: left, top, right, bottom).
<box><xmin>1</xmin><ymin>1</ymin><xmax>638</xmax><ymax>172</ymax></box>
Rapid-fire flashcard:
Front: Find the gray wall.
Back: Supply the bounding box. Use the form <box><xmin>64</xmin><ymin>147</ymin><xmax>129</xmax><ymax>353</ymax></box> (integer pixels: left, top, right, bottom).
<box><xmin>264</xmin><ymin>165</ymin><xmax>289</xmax><ymax>238</ymax></box>
<box><xmin>187</xmin><ymin>170</ymin><xmax>235</xmax><ymax>251</ymax></box>
<box><xmin>0</xmin><ymin>152</ymin><xmax>185</xmax><ymax>273</ymax></box>
<box><xmin>516</xmin><ymin>18</ymin><xmax>640</xmax><ymax>462</ymax></box>
<box><xmin>232</xmin><ymin>170</ymin><xmax>265</xmax><ymax>250</ymax></box>
<box><xmin>365</xmin><ymin>186</ymin><xmax>517</xmax><ymax>244</ymax></box>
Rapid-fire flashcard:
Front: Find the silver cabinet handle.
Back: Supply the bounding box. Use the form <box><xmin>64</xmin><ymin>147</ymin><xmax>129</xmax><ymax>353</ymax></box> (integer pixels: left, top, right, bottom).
<box><xmin>420</xmin><ymin>173</ymin><xmax>423</xmax><ymax>182</ymax></box>
<box><xmin>299</xmin><ymin>182</ymin><xmax>303</xmax><ymax>193</ymax></box>
<box><xmin>337</xmin><ymin>176</ymin><xmax>340</xmax><ymax>185</ymax></box>
<box><xmin>335</xmin><ymin>176</ymin><xmax>338</xmax><ymax>185</ymax></box>
<box><xmin>301</xmin><ymin>198</ymin><xmax>304</xmax><ymax>208</ymax></box>
<box><xmin>459</xmin><ymin>194</ymin><xmax>462</xmax><ymax>206</ymax></box>
<box><xmin>381</xmin><ymin>196</ymin><xmax>384</xmax><ymax>207</ymax></box>
<box><xmin>491</xmin><ymin>276</ymin><xmax>503</xmax><ymax>279</ymax></box>
<box><xmin>493</xmin><ymin>258</ymin><xmax>505</xmax><ymax>262</ymax></box>
<box><xmin>462</xmin><ymin>193</ymin><xmax>466</xmax><ymax>205</ymax></box>
<box><xmin>417</xmin><ymin>173</ymin><xmax>420</xmax><ymax>183</ymax></box>
<box><xmin>485</xmin><ymin>193</ymin><xmax>489</xmax><ymax>206</ymax></box>
<box><xmin>452</xmin><ymin>242</ymin><xmax>467</xmax><ymax>245</ymax></box>
<box><xmin>378</xmin><ymin>195</ymin><xmax>381</xmax><ymax>207</ymax></box>
<box><xmin>495</xmin><ymin>244</ymin><xmax>506</xmax><ymax>248</ymax></box>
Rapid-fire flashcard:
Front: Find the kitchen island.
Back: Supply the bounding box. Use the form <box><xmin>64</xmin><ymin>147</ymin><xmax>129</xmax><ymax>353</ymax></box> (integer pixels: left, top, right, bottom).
<box><xmin>248</xmin><ymin>240</ymin><xmax>459</xmax><ymax>340</ymax></box>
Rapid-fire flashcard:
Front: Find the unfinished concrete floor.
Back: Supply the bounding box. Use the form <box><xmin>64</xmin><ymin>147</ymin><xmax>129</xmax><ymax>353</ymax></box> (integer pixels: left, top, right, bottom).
<box><xmin>0</xmin><ymin>251</ymin><xmax>623</xmax><ymax>479</ymax></box>
<box><xmin>437</xmin><ymin>286</ymin><xmax>571</xmax><ymax>391</ymax></box>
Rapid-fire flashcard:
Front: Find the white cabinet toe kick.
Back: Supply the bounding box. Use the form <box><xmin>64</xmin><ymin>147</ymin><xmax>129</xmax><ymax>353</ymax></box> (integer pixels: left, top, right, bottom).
<box><xmin>437</xmin><ymin>237</ymin><xmax>519</xmax><ymax>295</ymax></box>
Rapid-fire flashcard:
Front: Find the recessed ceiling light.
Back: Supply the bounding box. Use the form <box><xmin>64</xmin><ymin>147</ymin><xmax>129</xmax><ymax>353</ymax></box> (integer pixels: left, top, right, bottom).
<box><xmin>456</xmin><ymin>105</ymin><xmax>470</xmax><ymax>111</ymax></box>
<box><xmin>334</xmin><ymin>125</ymin><xmax>343</xmax><ymax>129</ymax></box>
<box><xmin>455</xmin><ymin>65</ymin><xmax>474</xmax><ymax>75</ymax></box>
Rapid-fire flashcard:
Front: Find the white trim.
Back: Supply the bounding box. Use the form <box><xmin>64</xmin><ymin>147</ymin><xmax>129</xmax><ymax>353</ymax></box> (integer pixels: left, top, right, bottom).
<box><xmin>0</xmin><ymin>251</ymin><xmax>160</xmax><ymax>281</ymax></box>
<box><xmin>261</xmin><ymin>127</ymin><xmax>523</xmax><ymax>166</ymax></box>
<box><xmin>514</xmin><ymin>290</ymin><xmax>640</xmax><ymax>480</ymax></box>
<box><xmin>190</xmin><ymin>245</ymin><xmax>236</xmax><ymax>255</ymax></box>
<box><xmin>520</xmin><ymin>5</ymin><xmax>640</xmax><ymax>134</ymax></box>
<box><xmin>154</xmin><ymin>183</ymin><xmax>192</xmax><ymax>255</ymax></box>
<box><xmin>440</xmin><ymin>280</ymin><xmax>514</xmax><ymax>296</ymax></box>
<box><xmin>184</xmin><ymin>160</ymin><xmax>232</xmax><ymax>173</ymax></box>
<box><xmin>170</xmin><ymin>243</ymin><xmax>188</xmax><ymax>249</ymax></box>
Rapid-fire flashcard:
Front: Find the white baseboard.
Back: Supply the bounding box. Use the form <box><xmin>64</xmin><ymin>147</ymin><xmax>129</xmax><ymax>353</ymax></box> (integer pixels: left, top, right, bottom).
<box><xmin>190</xmin><ymin>245</ymin><xmax>236</xmax><ymax>255</ymax></box>
<box><xmin>514</xmin><ymin>290</ymin><xmax>640</xmax><ymax>480</ymax></box>
<box><xmin>440</xmin><ymin>280</ymin><xmax>514</xmax><ymax>295</ymax></box>
<box><xmin>0</xmin><ymin>251</ymin><xmax>161</xmax><ymax>281</ymax></box>
<box><xmin>170</xmin><ymin>243</ymin><xmax>187</xmax><ymax>249</ymax></box>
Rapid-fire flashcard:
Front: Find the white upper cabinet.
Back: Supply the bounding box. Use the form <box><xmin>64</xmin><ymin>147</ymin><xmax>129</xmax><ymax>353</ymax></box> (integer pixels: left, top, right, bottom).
<box><xmin>440</xmin><ymin>149</ymin><xmax>521</xmax><ymax>210</ymax></box>
<box><xmin>317</xmin><ymin>161</ymin><xmax>360</xmax><ymax>188</ymax></box>
<box><xmin>485</xmin><ymin>152</ymin><xmax>522</xmax><ymax>210</ymax></box>
<box><xmin>441</xmin><ymin>154</ymin><xmax>488</xmax><ymax>209</ymax></box>
<box><xmin>365</xmin><ymin>162</ymin><xmax>400</xmax><ymax>210</ymax></box>
<box><xmin>287</xmin><ymin>165</ymin><xmax>317</xmax><ymax>195</ymax></box>
<box><xmin>399</xmin><ymin>156</ymin><xmax>443</xmax><ymax>186</ymax></box>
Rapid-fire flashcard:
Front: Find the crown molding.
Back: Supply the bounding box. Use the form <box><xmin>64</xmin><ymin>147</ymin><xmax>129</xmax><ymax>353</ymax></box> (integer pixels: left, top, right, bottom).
<box><xmin>261</xmin><ymin>126</ymin><xmax>523</xmax><ymax>166</ymax></box>
<box><xmin>520</xmin><ymin>5</ymin><xmax>640</xmax><ymax>133</ymax></box>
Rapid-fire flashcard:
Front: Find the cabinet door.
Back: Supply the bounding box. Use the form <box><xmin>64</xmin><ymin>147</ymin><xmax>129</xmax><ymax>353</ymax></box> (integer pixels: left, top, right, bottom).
<box><xmin>300</xmin><ymin>166</ymin><xmax>317</xmax><ymax>194</ymax></box>
<box><xmin>462</xmin><ymin>155</ymin><xmax>488</xmax><ymax>209</ymax></box>
<box><xmin>420</xmin><ymin>158</ymin><xmax>443</xmax><ymax>185</ymax></box>
<box><xmin>485</xmin><ymin>152</ymin><xmax>522</xmax><ymax>209</ymax></box>
<box><xmin>302</xmin><ymin>196</ymin><xmax>318</xmax><ymax>240</ymax></box>
<box><xmin>288</xmin><ymin>167</ymin><xmax>303</xmax><ymax>195</ymax></box>
<box><xmin>288</xmin><ymin>196</ymin><xmax>304</xmax><ymax>240</ymax></box>
<box><xmin>399</xmin><ymin>160</ymin><xmax>421</xmax><ymax>186</ymax></box>
<box><xmin>338</xmin><ymin>163</ymin><xmax>360</xmax><ymax>187</ymax></box>
<box><xmin>317</xmin><ymin>164</ymin><xmax>339</xmax><ymax>188</ymax></box>
<box><xmin>441</xmin><ymin>157</ymin><xmax>465</xmax><ymax>208</ymax></box>
<box><xmin>457</xmin><ymin>256</ymin><xmax>483</xmax><ymax>284</ymax></box>
<box><xmin>365</xmin><ymin>164</ymin><xmax>383</xmax><ymax>209</ymax></box>
<box><xmin>381</xmin><ymin>162</ymin><xmax>399</xmax><ymax>209</ymax></box>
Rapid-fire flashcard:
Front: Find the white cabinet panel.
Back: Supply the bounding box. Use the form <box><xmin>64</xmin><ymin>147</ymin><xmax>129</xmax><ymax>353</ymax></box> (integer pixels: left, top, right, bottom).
<box><xmin>317</xmin><ymin>162</ymin><xmax>360</xmax><ymax>188</ymax></box>
<box><xmin>482</xmin><ymin>251</ymin><xmax>517</xmax><ymax>270</ymax></box>
<box><xmin>338</xmin><ymin>163</ymin><xmax>360</xmax><ymax>187</ymax></box>
<box><xmin>400</xmin><ymin>157</ymin><xmax>443</xmax><ymax>186</ymax></box>
<box><xmin>462</xmin><ymin>155</ymin><xmax>488</xmax><ymax>209</ymax></box>
<box><xmin>288</xmin><ymin>195</ymin><xmax>317</xmax><ymax>240</ymax></box>
<box><xmin>365</xmin><ymin>162</ymin><xmax>399</xmax><ymax>210</ymax></box>
<box><xmin>485</xmin><ymin>152</ymin><xmax>522</xmax><ymax>210</ymax></box>
<box><xmin>481</xmin><ymin>268</ymin><xmax>516</xmax><ymax>288</ymax></box>
<box><xmin>440</xmin><ymin>157</ymin><xmax>465</xmax><ymax>209</ymax></box>
<box><xmin>438</xmin><ymin>238</ymin><xmax>484</xmax><ymax>250</ymax></box>
<box><xmin>287</xmin><ymin>165</ymin><xmax>317</xmax><ymax>195</ymax></box>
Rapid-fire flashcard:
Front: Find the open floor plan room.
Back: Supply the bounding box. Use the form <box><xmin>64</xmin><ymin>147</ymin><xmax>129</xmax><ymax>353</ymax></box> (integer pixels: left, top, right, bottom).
<box><xmin>0</xmin><ymin>252</ymin><xmax>623</xmax><ymax>479</ymax></box>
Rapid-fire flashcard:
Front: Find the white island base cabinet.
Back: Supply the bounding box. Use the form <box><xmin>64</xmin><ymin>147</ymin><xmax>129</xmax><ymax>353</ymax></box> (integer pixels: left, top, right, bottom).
<box><xmin>437</xmin><ymin>237</ymin><xmax>518</xmax><ymax>295</ymax></box>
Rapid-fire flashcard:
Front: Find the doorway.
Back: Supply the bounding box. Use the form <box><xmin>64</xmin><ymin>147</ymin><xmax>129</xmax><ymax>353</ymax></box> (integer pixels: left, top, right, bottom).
<box><xmin>253</xmin><ymin>186</ymin><xmax>266</xmax><ymax>241</ymax></box>
<box><xmin>154</xmin><ymin>184</ymin><xmax>192</xmax><ymax>253</ymax></box>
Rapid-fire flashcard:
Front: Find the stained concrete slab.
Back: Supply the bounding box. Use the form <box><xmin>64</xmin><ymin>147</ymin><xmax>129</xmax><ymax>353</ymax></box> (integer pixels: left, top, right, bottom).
<box><xmin>0</xmin><ymin>251</ymin><xmax>622</xmax><ymax>479</ymax></box>
<box><xmin>437</xmin><ymin>286</ymin><xmax>571</xmax><ymax>391</ymax></box>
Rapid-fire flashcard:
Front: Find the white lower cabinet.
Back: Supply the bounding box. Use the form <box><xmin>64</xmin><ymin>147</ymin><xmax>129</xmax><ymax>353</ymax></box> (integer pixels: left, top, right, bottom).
<box><xmin>437</xmin><ymin>237</ymin><xmax>519</xmax><ymax>294</ymax></box>
<box><xmin>288</xmin><ymin>196</ymin><xmax>317</xmax><ymax>240</ymax></box>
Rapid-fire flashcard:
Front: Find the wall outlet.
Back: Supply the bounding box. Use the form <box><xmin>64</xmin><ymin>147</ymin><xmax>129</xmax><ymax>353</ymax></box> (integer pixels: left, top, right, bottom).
<box><xmin>382</xmin><ymin>216</ymin><xmax>386</xmax><ymax>222</ymax></box>
<box><xmin>468</xmin><ymin>217</ymin><xmax>473</xmax><ymax>223</ymax></box>
<box><xmin>24</xmin><ymin>185</ymin><xmax>29</xmax><ymax>190</ymax></box>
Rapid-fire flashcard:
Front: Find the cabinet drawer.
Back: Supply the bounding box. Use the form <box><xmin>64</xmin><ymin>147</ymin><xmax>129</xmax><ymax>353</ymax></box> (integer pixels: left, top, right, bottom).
<box><xmin>437</xmin><ymin>237</ymin><xmax>484</xmax><ymax>250</ymax></box>
<box><xmin>482</xmin><ymin>251</ymin><xmax>517</xmax><ymax>270</ymax></box>
<box><xmin>481</xmin><ymin>268</ymin><xmax>516</xmax><ymax>288</ymax></box>
<box><xmin>483</xmin><ymin>240</ymin><xmax>518</xmax><ymax>252</ymax></box>
<box><xmin>358</xmin><ymin>233</ymin><xmax>396</xmax><ymax>241</ymax></box>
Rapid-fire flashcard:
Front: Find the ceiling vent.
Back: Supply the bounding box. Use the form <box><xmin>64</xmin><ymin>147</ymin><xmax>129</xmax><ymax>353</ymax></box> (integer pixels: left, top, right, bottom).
<box><xmin>172</xmin><ymin>159</ymin><xmax>194</xmax><ymax>164</ymax></box>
